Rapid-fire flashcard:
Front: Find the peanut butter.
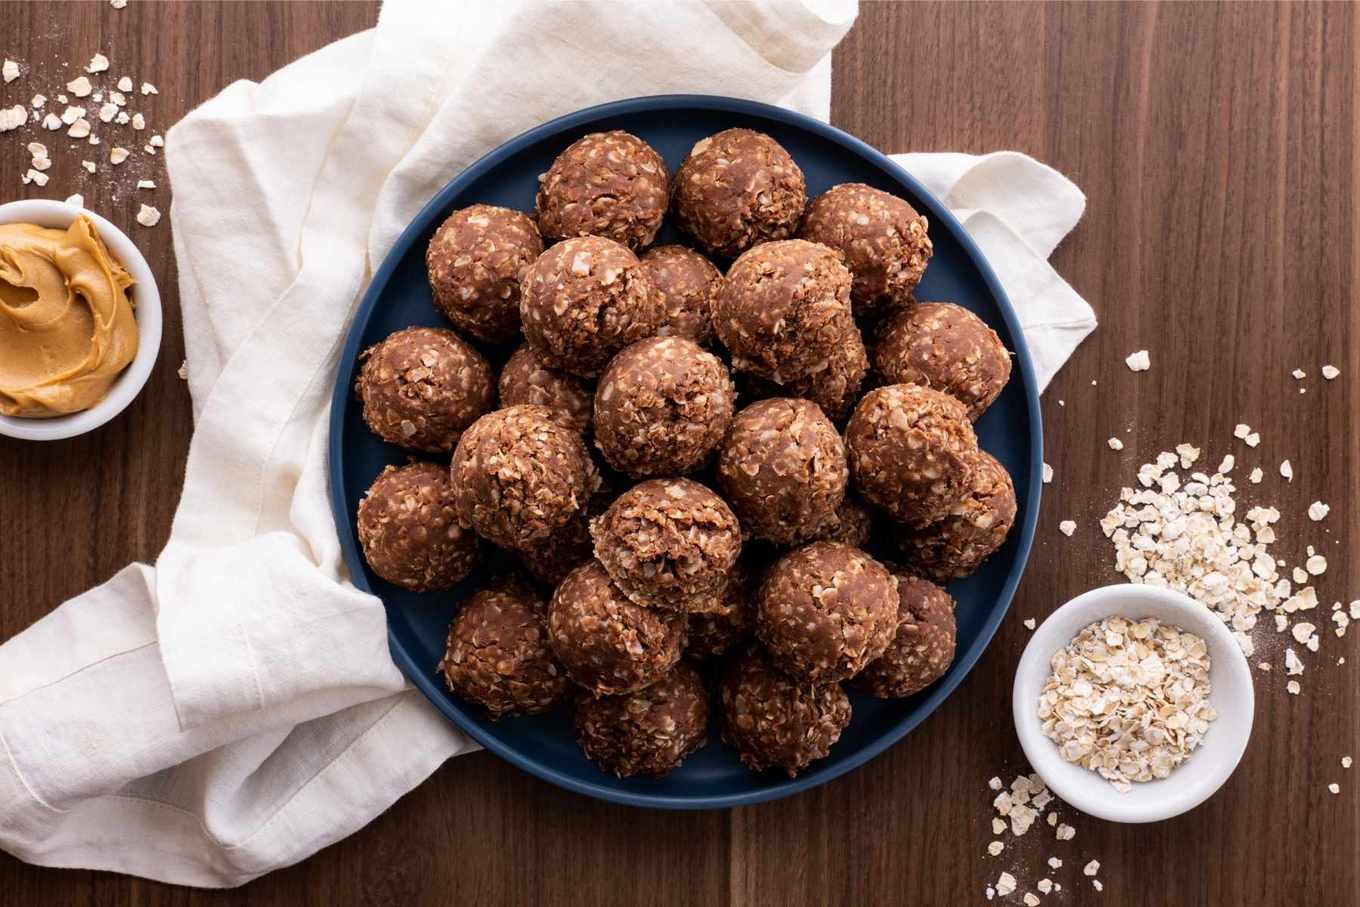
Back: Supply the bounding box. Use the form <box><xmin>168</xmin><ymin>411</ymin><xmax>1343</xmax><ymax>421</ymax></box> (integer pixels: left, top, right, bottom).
<box><xmin>0</xmin><ymin>216</ymin><xmax>138</xmax><ymax>418</ymax></box>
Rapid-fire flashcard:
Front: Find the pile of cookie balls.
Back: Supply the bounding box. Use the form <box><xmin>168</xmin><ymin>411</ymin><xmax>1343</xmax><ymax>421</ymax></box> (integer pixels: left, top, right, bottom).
<box><xmin>353</xmin><ymin>126</ymin><xmax>1018</xmax><ymax>780</ymax></box>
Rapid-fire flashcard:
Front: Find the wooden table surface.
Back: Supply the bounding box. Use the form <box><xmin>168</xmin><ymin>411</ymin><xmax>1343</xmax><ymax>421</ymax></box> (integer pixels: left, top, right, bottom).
<box><xmin>2</xmin><ymin>2</ymin><xmax>1355</xmax><ymax>904</ymax></box>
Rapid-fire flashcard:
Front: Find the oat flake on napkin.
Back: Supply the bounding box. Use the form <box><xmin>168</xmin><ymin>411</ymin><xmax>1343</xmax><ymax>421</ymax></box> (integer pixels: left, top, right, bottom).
<box><xmin>0</xmin><ymin>0</ymin><xmax>1093</xmax><ymax>888</ymax></box>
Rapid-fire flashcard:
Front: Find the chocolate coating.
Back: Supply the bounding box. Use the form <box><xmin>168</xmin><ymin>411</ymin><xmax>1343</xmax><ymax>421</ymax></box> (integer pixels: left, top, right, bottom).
<box><xmin>573</xmin><ymin>661</ymin><xmax>709</xmax><ymax>777</ymax></box>
<box><xmin>520</xmin><ymin>236</ymin><xmax>664</xmax><ymax>377</ymax></box>
<box><xmin>799</xmin><ymin>183</ymin><xmax>932</xmax><ymax>313</ymax></box>
<box><xmin>356</xmin><ymin>326</ymin><xmax>494</xmax><ymax>453</ymax></box>
<box><xmin>450</xmin><ymin>404</ymin><xmax>597</xmax><ymax>551</ymax></box>
<box><xmin>716</xmin><ymin>398</ymin><xmax>847</xmax><ymax>545</ymax></box>
<box><xmin>672</xmin><ymin>128</ymin><xmax>806</xmax><ymax>258</ymax></box>
<box><xmin>873</xmin><ymin>302</ymin><xmax>1011</xmax><ymax>420</ymax></box>
<box><xmin>720</xmin><ymin>646</ymin><xmax>851</xmax><ymax>778</ymax></box>
<box><xmin>845</xmin><ymin>383</ymin><xmax>978</xmax><ymax>526</ymax></box>
<box><xmin>686</xmin><ymin>557</ymin><xmax>760</xmax><ymax>660</ymax></box>
<box><xmin>498</xmin><ymin>343</ymin><xmax>593</xmax><ymax>433</ymax></box>
<box><xmin>855</xmin><ymin>571</ymin><xmax>956</xmax><ymax>698</ymax></box>
<box><xmin>547</xmin><ymin>560</ymin><xmax>686</xmax><ymax>696</ymax></box>
<box><xmin>425</xmin><ymin>204</ymin><xmax>543</xmax><ymax>342</ymax></box>
<box><xmin>640</xmin><ymin>244</ymin><xmax>721</xmax><ymax>346</ymax></box>
<box><xmin>897</xmin><ymin>450</ymin><xmax>1017</xmax><ymax>581</ymax></box>
<box><xmin>593</xmin><ymin>336</ymin><xmax>735</xmax><ymax>478</ymax></box>
<box><xmin>356</xmin><ymin>462</ymin><xmax>479</xmax><ymax>592</ymax></box>
<box><xmin>535</xmin><ymin>130</ymin><xmax>668</xmax><ymax>251</ymax></box>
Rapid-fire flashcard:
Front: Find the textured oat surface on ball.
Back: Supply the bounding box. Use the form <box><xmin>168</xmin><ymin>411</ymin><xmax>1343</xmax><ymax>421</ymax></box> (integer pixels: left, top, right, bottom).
<box><xmin>547</xmin><ymin>559</ymin><xmax>687</xmax><ymax>696</ymax></box>
<box><xmin>591</xmin><ymin>478</ymin><xmax>742</xmax><ymax>614</ymax></box>
<box><xmin>450</xmin><ymin>404</ymin><xmax>597</xmax><ymax>551</ymax></box>
<box><xmin>897</xmin><ymin>450</ymin><xmax>1017</xmax><ymax>581</ymax></box>
<box><xmin>439</xmin><ymin>577</ymin><xmax>567</xmax><ymax>718</ymax></box>
<box><xmin>713</xmin><ymin>238</ymin><xmax>855</xmax><ymax>385</ymax></box>
<box><xmin>809</xmin><ymin>495</ymin><xmax>875</xmax><ymax>549</ymax></box>
<box><xmin>425</xmin><ymin>204</ymin><xmax>543</xmax><ymax>343</ymax></box>
<box><xmin>356</xmin><ymin>326</ymin><xmax>495</xmax><ymax>453</ymax></box>
<box><xmin>873</xmin><ymin>301</ymin><xmax>1012</xmax><ymax>420</ymax></box>
<box><xmin>845</xmin><ymin>382</ymin><xmax>979</xmax><ymax>526</ymax></box>
<box><xmin>356</xmin><ymin>461</ymin><xmax>480</xmax><ymax>592</ymax></box>
<box><xmin>743</xmin><ymin>325</ymin><xmax>869</xmax><ymax>422</ymax></box>
<box><xmin>799</xmin><ymin>182</ymin><xmax>932</xmax><ymax>313</ymax></box>
<box><xmin>535</xmin><ymin>130</ymin><xmax>669</xmax><ymax>250</ymax></box>
<box><xmin>855</xmin><ymin>571</ymin><xmax>957</xmax><ymax>699</ymax></box>
<box><xmin>686</xmin><ymin>556</ymin><xmax>761</xmax><ymax>660</ymax></box>
<box><xmin>593</xmin><ymin>336</ymin><xmax>735</xmax><ymax>478</ymax></box>
<box><xmin>717</xmin><ymin>397</ymin><xmax>847</xmax><ymax>545</ymax></box>
<box><xmin>756</xmin><ymin>541</ymin><xmax>899</xmax><ymax>683</ymax></box>
<box><xmin>672</xmin><ymin>128</ymin><xmax>807</xmax><ymax>258</ymax></box>
<box><xmin>573</xmin><ymin>661</ymin><xmax>709</xmax><ymax>778</ymax></box>
<box><xmin>719</xmin><ymin>646</ymin><xmax>851</xmax><ymax>778</ymax></box>
<box><xmin>640</xmin><ymin>244</ymin><xmax>721</xmax><ymax>346</ymax></box>
<box><xmin>520</xmin><ymin>235</ymin><xmax>664</xmax><ymax>377</ymax></box>
<box><xmin>498</xmin><ymin>343</ymin><xmax>594</xmax><ymax>434</ymax></box>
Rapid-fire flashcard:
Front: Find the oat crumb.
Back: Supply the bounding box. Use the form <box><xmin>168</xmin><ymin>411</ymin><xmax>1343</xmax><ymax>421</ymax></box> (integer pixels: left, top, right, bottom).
<box><xmin>1125</xmin><ymin>350</ymin><xmax>1150</xmax><ymax>371</ymax></box>
<box><xmin>135</xmin><ymin>204</ymin><xmax>161</xmax><ymax>227</ymax></box>
<box><xmin>1107</xmin><ymin>437</ymin><xmax>1124</xmax><ymax>451</ymax></box>
<box><xmin>1322</xmin><ymin>364</ymin><xmax>1340</xmax><ymax>380</ymax></box>
<box><xmin>1084</xmin><ymin>860</ymin><xmax>1101</xmax><ymax>876</ymax></box>
<box><xmin>1058</xmin><ymin>520</ymin><xmax>1076</xmax><ymax>537</ymax></box>
<box><xmin>1023</xmin><ymin>618</ymin><xmax>1036</xmax><ymax>630</ymax></box>
<box><xmin>1</xmin><ymin>59</ymin><xmax>19</xmax><ymax>84</ymax></box>
<box><xmin>1308</xmin><ymin>501</ymin><xmax>1329</xmax><ymax>521</ymax></box>
<box><xmin>1328</xmin><ymin>783</ymin><xmax>1340</xmax><ymax>795</ymax></box>
<box><xmin>1042</xmin><ymin>462</ymin><xmax>1053</xmax><ymax>484</ymax></box>
<box><xmin>1279</xmin><ymin>459</ymin><xmax>1293</xmax><ymax>481</ymax></box>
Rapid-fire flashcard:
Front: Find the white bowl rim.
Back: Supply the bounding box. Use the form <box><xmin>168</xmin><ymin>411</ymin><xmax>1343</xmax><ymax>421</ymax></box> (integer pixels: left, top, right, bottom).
<box><xmin>1012</xmin><ymin>583</ymin><xmax>1255</xmax><ymax>824</ymax></box>
<box><xmin>0</xmin><ymin>199</ymin><xmax>163</xmax><ymax>441</ymax></box>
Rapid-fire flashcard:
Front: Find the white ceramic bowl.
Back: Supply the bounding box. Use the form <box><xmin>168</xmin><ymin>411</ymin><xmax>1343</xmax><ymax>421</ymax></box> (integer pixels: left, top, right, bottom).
<box><xmin>1013</xmin><ymin>584</ymin><xmax>1254</xmax><ymax>823</ymax></box>
<box><xmin>0</xmin><ymin>199</ymin><xmax>162</xmax><ymax>441</ymax></box>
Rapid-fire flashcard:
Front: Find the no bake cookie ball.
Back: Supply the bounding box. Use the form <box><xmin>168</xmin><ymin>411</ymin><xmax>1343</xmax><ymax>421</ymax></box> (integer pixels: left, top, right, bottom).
<box><xmin>855</xmin><ymin>571</ymin><xmax>956</xmax><ymax>699</ymax></box>
<box><xmin>356</xmin><ymin>461</ymin><xmax>480</xmax><ymax>592</ymax></box>
<box><xmin>591</xmin><ymin>478</ymin><xmax>742</xmax><ymax>613</ymax></box>
<box><xmin>799</xmin><ymin>182</ymin><xmax>932</xmax><ymax>313</ymax></box>
<box><xmin>520</xmin><ymin>235</ymin><xmax>664</xmax><ymax>377</ymax></box>
<box><xmin>573</xmin><ymin>661</ymin><xmax>709</xmax><ymax>778</ymax></box>
<box><xmin>750</xmin><ymin>326</ymin><xmax>869</xmax><ymax>422</ymax></box>
<box><xmin>756</xmin><ymin>541</ymin><xmax>899</xmax><ymax>683</ymax></box>
<box><xmin>425</xmin><ymin>204</ymin><xmax>543</xmax><ymax>343</ymax></box>
<box><xmin>810</xmin><ymin>495</ymin><xmax>875</xmax><ymax>549</ymax></box>
<box><xmin>535</xmin><ymin>130</ymin><xmax>669</xmax><ymax>251</ymax></box>
<box><xmin>640</xmin><ymin>244</ymin><xmax>721</xmax><ymax>346</ymax></box>
<box><xmin>686</xmin><ymin>556</ymin><xmax>760</xmax><ymax>660</ymax></box>
<box><xmin>547</xmin><ymin>559</ymin><xmax>687</xmax><ymax>696</ymax></box>
<box><xmin>872</xmin><ymin>301</ymin><xmax>1011</xmax><ymax>420</ymax></box>
<box><xmin>896</xmin><ymin>450</ymin><xmax>1017</xmax><ymax>581</ymax></box>
<box><xmin>450</xmin><ymin>404</ymin><xmax>598</xmax><ymax>551</ymax></box>
<box><xmin>712</xmin><ymin>239</ymin><xmax>855</xmax><ymax>385</ymax></box>
<box><xmin>845</xmin><ymin>383</ymin><xmax>978</xmax><ymax>526</ymax></box>
<box><xmin>438</xmin><ymin>576</ymin><xmax>567</xmax><ymax>718</ymax></box>
<box><xmin>497</xmin><ymin>343</ymin><xmax>594</xmax><ymax>433</ymax></box>
<box><xmin>356</xmin><ymin>326</ymin><xmax>494</xmax><ymax>453</ymax></box>
<box><xmin>719</xmin><ymin>645</ymin><xmax>851</xmax><ymax>778</ymax></box>
<box><xmin>672</xmin><ymin>128</ymin><xmax>806</xmax><ymax>258</ymax></box>
<box><xmin>716</xmin><ymin>398</ymin><xmax>848</xmax><ymax>545</ymax></box>
<box><xmin>593</xmin><ymin>336</ymin><xmax>735</xmax><ymax>478</ymax></box>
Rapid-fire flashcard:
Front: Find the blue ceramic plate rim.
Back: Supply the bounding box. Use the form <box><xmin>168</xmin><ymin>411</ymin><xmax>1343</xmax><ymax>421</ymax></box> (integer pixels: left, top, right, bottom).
<box><xmin>328</xmin><ymin>94</ymin><xmax>1043</xmax><ymax>810</ymax></box>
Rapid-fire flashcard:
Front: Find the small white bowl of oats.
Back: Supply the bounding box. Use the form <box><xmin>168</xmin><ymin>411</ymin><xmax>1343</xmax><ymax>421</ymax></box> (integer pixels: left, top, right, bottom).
<box><xmin>1013</xmin><ymin>584</ymin><xmax>1254</xmax><ymax>823</ymax></box>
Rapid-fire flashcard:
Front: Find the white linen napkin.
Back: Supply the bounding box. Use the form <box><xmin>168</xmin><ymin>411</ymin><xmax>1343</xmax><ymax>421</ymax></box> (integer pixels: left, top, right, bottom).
<box><xmin>0</xmin><ymin>0</ymin><xmax>1094</xmax><ymax>889</ymax></box>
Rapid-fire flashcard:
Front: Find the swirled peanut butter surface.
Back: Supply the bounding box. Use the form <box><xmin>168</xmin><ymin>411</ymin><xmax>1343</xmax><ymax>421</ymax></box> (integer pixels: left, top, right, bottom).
<box><xmin>0</xmin><ymin>216</ymin><xmax>138</xmax><ymax>418</ymax></box>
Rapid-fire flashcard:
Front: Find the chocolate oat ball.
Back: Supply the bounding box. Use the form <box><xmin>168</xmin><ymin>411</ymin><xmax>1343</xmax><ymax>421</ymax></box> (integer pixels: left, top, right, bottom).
<box><xmin>713</xmin><ymin>239</ymin><xmax>855</xmax><ymax>385</ymax></box>
<box><xmin>573</xmin><ymin>661</ymin><xmax>709</xmax><ymax>777</ymax></box>
<box><xmin>535</xmin><ymin>130</ymin><xmax>668</xmax><ymax>251</ymax></box>
<box><xmin>748</xmin><ymin>326</ymin><xmax>869</xmax><ymax>422</ymax></box>
<box><xmin>450</xmin><ymin>404</ymin><xmax>598</xmax><ymax>551</ymax></box>
<box><xmin>356</xmin><ymin>326</ymin><xmax>495</xmax><ymax>453</ymax></box>
<box><xmin>356</xmin><ymin>461</ymin><xmax>480</xmax><ymax>592</ymax></box>
<box><xmin>799</xmin><ymin>183</ymin><xmax>933</xmax><ymax>313</ymax></box>
<box><xmin>593</xmin><ymin>336</ymin><xmax>735</xmax><ymax>478</ymax></box>
<box><xmin>810</xmin><ymin>495</ymin><xmax>875</xmax><ymax>549</ymax></box>
<box><xmin>845</xmin><ymin>383</ymin><xmax>979</xmax><ymax>526</ymax></box>
<box><xmin>438</xmin><ymin>576</ymin><xmax>567</xmax><ymax>718</ymax></box>
<box><xmin>855</xmin><ymin>571</ymin><xmax>956</xmax><ymax>699</ymax></box>
<box><xmin>897</xmin><ymin>450</ymin><xmax>1017</xmax><ymax>581</ymax></box>
<box><xmin>716</xmin><ymin>398</ymin><xmax>848</xmax><ymax>545</ymax></box>
<box><xmin>591</xmin><ymin>478</ymin><xmax>742</xmax><ymax>613</ymax></box>
<box><xmin>720</xmin><ymin>646</ymin><xmax>851</xmax><ymax>777</ymax></box>
<box><xmin>672</xmin><ymin>128</ymin><xmax>806</xmax><ymax>258</ymax></box>
<box><xmin>547</xmin><ymin>560</ymin><xmax>686</xmax><ymax>696</ymax></box>
<box><xmin>515</xmin><ymin>505</ymin><xmax>594</xmax><ymax>588</ymax></box>
<box><xmin>520</xmin><ymin>235</ymin><xmax>664</xmax><ymax>377</ymax></box>
<box><xmin>686</xmin><ymin>557</ymin><xmax>759</xmax><ymax>660</ymax></box>
<box><xmin>640</xmin><ymin>244</ymin><xmax>721</xmax><ymax>346</ymax></box>
<box><xmin>498</xmin><ymin>343</ymin><xmax>593</xmax><ymax>433</ymax></box>
<box><xmin>756</xmin><ymin>541</ymin><xmax>899</xmax><ymax>683</ymax></box>
<box><xmin>873</xmin><ymin>302</ymin><xmax>1011</xmax><ymax>420</ymax></box>
<box><xmin>425</xmin><ymin>204</ymin><xmax>543</xmax><ymax>343</ymax></box>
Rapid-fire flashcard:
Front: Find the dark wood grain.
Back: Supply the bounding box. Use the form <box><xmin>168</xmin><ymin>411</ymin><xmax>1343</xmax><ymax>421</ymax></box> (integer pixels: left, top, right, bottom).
<box><xmin>2</xmin><ymin>2</ymin><xmax>1356</xmax><ymax>905</ymax></box>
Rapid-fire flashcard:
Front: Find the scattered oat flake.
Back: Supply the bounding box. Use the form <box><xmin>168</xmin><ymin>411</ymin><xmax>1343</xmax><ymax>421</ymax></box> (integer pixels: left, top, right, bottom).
<box><xmin>1107</xmin><ymin>437</ymin><xmax>1124</xmax><ymax>451</ymax></box>
<box><xmin>81</xmin><ymin>160</ymin><xmax>96</xmax><ymax>173</ymax></box>
<box><xmin>141</xmin><ymin>82</ymin><xmax>159</xmax><ymax>96</ymax></box>
<box><xmin>41</xmin><ymin>112</ymin><xmax>62</xmax><ymax>130</ymax></box>
<box><xmin>1245</xmin><ymin>432</ymin><xmax>1260</xmax><ymax>448</ymax></box>
<box><xmin>22</xmin><ymin>168</ymin><xmax>49</xmax><ymax>187</ymax></box>
<box><xmin>177</xmin><ymin>360</ymin><xmax>189</xmax><ymax>381</ymax></box>
<box><xmin>136</xmin><ymin>179</ymin><xmax>156</xmax><ymax>190</ymax></box>
<box><xmin>64</xmin><ymin>193</ymin><xmax>83</xmax><ymax>208</ymax></box>
<box><xmin>86</xmin><ymin>53</ymin><xmax>110</xmax><ymax>74</ymax></box>
<box><xmin>996</xmin><ymin>872</ymin><xmax>1017</xmax><ymax>896</ymax></box>
<box><xmin>1056</xmin><ymin>823</ymin><xmax>1076</xmax><ymax>841</ymax></box>
<box><xmin>66</xmin><ymin>75</ymin><xmax>93</xmax><ymax>97</ymax></box>
<box><xmin>1092</xmin><ymin>879</ymin><xmax>1104</xmax><ymax>892</ymax></box>
<box><xmin>1217</xmin><ymin>454</ymin><xmax>1235</xmax><ymax>473</ymax></box>
<box><xmin>149</xmin><ymin>134</ymin><xmax>164</xmax><ymax>147</ymax></box>
<box><xmin>110</xmin><ymin>147</ymin><xmax>130</xmax><ymax>165</ymax></box>
<box><xmin>1023</xmin><ymin>618</ymin><xmax>1037</xmax><ymax>630</ymax></box>
<box><xmin>1248</xmin><ymin>467</ymin><xmax>1263</xmax><ymax>484</ymax></box>
<box><xmin>1257</xmin><ymin>661</ymin><xmax>1271</xmax><ymax>672</ymax></box>
<box><xmin>0</xmin><ymin>105</ymin><xmax>25</xmax><ymax>132</ymax></box>
<box><xmin>131</xmin><ymin>112</ymin><xmax>145</xmax><ymax>130</ymax></box>
<box><xmin>1329</xmin><ymin>783</ymin><xmax>1340</xmax><ymax>794</ymax></box>
<box><xmin>68</xmin><ymin>118</ymin><xmax>91</xmax><ymax>139</ymax></box>
<box><xmin>1286</xmin><ymin>680</ymin><xmax>1301</xmax><ymax>695</ymax></box>
<box><xmin>1058</xmin><ymin>520</ymin><xmax>1076</xmax><ymax>537</ymax></box>
<box><xmin>1047</xmin><ymin>857</ymin><xmax>1062</xmax><ymax>869</ymax></box>
<box><xmin>988</xmin><ymin>776</ymin><xmax>1003</xmax><ymax>791</ymax></box>
<box><xmin>135</xmin><ymin>204</ymin><xmax>161</xmax><ymax>227</ymax></box>
<box><xmin>1084</xmin><ymin>860</ymin><xmax>1101</xmax><ymax>876</ymax></box>
<box><xmin>1233</xmin><ymin>424</ymin><xmax>1251</xmax><ymax>439</ymax></box>
<box><xmin>1042</xmin><ymin>462</ymin><xmax>1053</xmax><ymax>484</ymax></box>
<box><xmin>112</xmin><ymin>0</ymin><xmax>128</xmax><ymax>7</ymax></box>
<box><xmin>2</xmin><ymin>59</ymin><xmax>19</xmax><ymax>83</ymax></box>
<box><xmin>1292</xmin><ymin>368</ymin><xmax>1306</xmax><ymax>379</ymax></box>
<box><xmin>1023</xmin><ymin>894</ymin><xmax>1040</xmax><ymax>907</ymax></box>
<box><xmin>987</xmin><ymin>841</ymin><xmax>1004</xmax><ymax>856</ymax></box>
<box><xmin>1322</xmin><ymin>364</ymin><xmax>1340</xmax><ymax>380</ymax></box>
<box><xmin>1125</xmin><ymin>349</ymin><xmax>1150</xmax><ymax>371</ymax></box>
<box><xmin>1279</xmin><ymin>460</ymin><xmax>1293</xmax><ymax>481</ymax></box>
<box><xmin>1306</xmin><ymin>554</ymin><xmax>1327</xmax><ymax>576</ymax></box>
<box><xmin>117</xmin><ymin>75</ymin><xmax>133</xmax><ymax>92</ymax></box>
<box><xmin>1308</xmin><ymin>502</ymin><xmax>1329</xmax><ymax>521</ymax></box>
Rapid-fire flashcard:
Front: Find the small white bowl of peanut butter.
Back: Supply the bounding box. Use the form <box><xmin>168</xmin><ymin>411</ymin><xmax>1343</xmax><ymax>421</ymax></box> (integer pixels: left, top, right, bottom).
<box><xmin>0</xmin><ymin>199</ymin><xmax>162</xmax><ymax>441</ymax></box>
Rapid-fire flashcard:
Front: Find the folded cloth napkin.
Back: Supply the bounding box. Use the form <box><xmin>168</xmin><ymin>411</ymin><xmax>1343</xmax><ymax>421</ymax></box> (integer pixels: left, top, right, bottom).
<box><xmin>0</xmin><ymin>0</ymin><xmax>1094</xmax><ymax>889</ymax></box>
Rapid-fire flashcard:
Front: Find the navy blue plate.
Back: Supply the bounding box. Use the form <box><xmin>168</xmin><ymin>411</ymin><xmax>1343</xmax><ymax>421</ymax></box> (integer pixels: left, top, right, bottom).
<box><xmin>328</xmin><ymin>95</ymin><xmax>1042</xmax><ymax>809</ymax></box>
